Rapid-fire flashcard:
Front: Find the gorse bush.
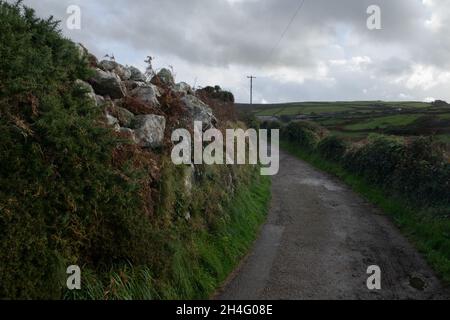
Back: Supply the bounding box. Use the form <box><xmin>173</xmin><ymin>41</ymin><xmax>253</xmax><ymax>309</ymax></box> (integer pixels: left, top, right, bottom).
<box><xmin>343</xmin><ymin>135</ymin><xmax>405</xmax><ymax>186</ymax></box>
<box><xmin>0</xmin><ymin>1</ymin><xmax>269</xmax><ymax>300</ymax></box>
<box><xmin>197</xmin><ymin>86</ymin><xmax>235</xmax><ymax>103</ymax></box>
<box><xmin>317</xmin><ymin>135</ymin><xmax>348</xmax><ymax>161</ymax></box>
<box><xmin>342</xmin><ymin>135</ymin><xmax>450</xmax><ymax>207</ymax></box>
<box><xmin>0</xmin><ymin>1</ymin><xmax>153</xmax><ymax>298</ymax></box>
<box><xmin>390</xmin><ymin>137</ymin><xmax>450</xmax><ymax>207</ymax></box>
<box><xmin>280</xmin><ymin>121</ymin><xmax>326</xmax><ymax>150</ymax></box>
<box><xmin>239</xmin><ymin>111</ymin><xmax>260</xmax><ymax>130</ymax></box>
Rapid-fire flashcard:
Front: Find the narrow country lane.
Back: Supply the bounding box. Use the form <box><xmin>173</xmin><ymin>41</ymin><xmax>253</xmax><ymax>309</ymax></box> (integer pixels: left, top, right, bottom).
<box><xmin>217</xmin><ymin>150</ymin><xmax>449</xmax><ymax>300</ymax></box>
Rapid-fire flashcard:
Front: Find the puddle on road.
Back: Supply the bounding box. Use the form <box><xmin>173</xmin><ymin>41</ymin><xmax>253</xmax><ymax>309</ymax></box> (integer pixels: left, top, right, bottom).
<box><xmin>409</xmin><ymin>275</ymin><xmax>426</xmax><ymax>291</ymax></box>
<box><xmin>298</xmin><ymin>178</ymin><xmax>343</xmax><ymax>192</ymax></box>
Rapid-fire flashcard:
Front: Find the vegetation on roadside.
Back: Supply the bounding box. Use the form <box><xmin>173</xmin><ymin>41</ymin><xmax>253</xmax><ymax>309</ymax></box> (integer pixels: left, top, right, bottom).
<box><xmin>0</xmin><ymin>1</ymin><xmax>147</xmax><ymax>299</ymax></box>
<box><xmin>65</xmin><ymin>173</ymin><xmax>271</xmax><ymax>300</ymax></box>
<box><xmin>269</xmin><ymin>121</ymin><xmax>450</xmax><ymax>283</ymax></box>
<box><xmin>0</xmin><ymin>1</ymin><xmax>270</xmax><ymax>299</ymax></box>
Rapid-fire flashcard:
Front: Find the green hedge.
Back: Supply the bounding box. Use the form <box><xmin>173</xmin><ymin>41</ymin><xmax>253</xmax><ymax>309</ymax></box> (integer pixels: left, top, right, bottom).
<box><xmin>0</xmin><ymin>1</ymin><xmax>270</xmax><ymax>299</ymax></box>
<box><xmin>0</xmin><ymin>1</ymin><xmax>157</xmax><ymax>299</ymax></box>
<box><xmin>280</xmin><ymin>121</ymin><xmax>326</xmax><ymax>150</ymax></box>
<box><xmin>317</xmin><ymin>135</ymin><xmax>348</xmax><ymax>162</ymax></box>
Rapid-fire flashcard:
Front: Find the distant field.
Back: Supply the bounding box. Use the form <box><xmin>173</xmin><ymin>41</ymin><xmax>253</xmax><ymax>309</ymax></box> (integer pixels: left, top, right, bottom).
<box><xmin>237</xmin><ymin>101</ymin><xmax>450</xmax><ymax>145</ymax></box>
<box><xmin>344</xmin><ymin>114</ymin><xmax>421</xmax><ymax>131</ymax></box>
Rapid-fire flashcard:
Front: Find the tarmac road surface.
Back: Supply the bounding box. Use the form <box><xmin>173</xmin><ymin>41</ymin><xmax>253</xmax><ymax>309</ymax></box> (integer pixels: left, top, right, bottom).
<box><xmin>217</xmin><ymin>150</ymin><xmax>449</xmax><ymax>300</ymax></box>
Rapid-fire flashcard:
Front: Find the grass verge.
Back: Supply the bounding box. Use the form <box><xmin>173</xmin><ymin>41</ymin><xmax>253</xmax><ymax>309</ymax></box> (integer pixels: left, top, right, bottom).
<box><xmin>66</xmin><ymin>173</ymin><xmax>271</xmax><ymax>300</ymax></box>
<box><xmin>281</xmin><ymin>140</ymin><xmax>450</xmax><ymax>284</ymax></box>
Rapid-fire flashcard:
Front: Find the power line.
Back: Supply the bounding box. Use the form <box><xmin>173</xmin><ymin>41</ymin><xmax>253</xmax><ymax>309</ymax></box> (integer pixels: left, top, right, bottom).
<box><xmin>266</xmin><ymin>0</ymin><xmax>307</xmax><ymax>63</ymax></box>
<box><xmin>245</xmin><ymin>0</ymin><xmax>307</xmax><ymax>104</ymax></box>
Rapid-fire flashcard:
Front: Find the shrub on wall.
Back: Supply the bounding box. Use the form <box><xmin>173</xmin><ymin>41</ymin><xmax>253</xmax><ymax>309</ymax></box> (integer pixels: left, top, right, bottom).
<box><xmin>0</xmin><ymin>1</ymin><xmax>157</xmax><ymax>298</ymax></box>
<box><xmin>342</xmin><ymin>135</ymin><xmax>405</xmax><ymax>186</ymax></box>
<box><xmin>317</xmin><ymin>135</ymin><xmax>348</xmax><ymax>162</ymax></box>
<box><xmin>391</xmin><ymin>137</ymin><xmax>450</xmax><ymax>207</ymax></box>
<box><xmin>281</xmin><ymin>121</ymin><xmax>326</xmax><ymax>150</ymax></box>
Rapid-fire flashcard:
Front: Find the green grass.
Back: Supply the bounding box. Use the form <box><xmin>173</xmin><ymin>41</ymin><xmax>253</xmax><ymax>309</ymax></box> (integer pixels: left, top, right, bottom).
<box><xmin>66</xmin><ymin>173</ymin><xmax>272</xmax><ymax>300</ymax></box>
<box><xmin>344</xmin><ymin>114</ymin><xmax>421</xmax><ymax>131</ymax></box>
<box><xmin>257</xmin><ymin>108</ymin><xmax>284</xmax><ymax>116</ymax></box>
<box><xmin>281</xmin><ymin>106</ymin><xmax>353</xmax><ymax>115</ymax></box>
<box><xmin>255</xmin><ymin>103</ymin><xmax>357</xmax><ymax>117</ymax></box>
<box><xmin>436</xmin><ymin>134</ymin><xmax>450</xmax><ymax>144</ymax></box>
<box><xmin>250</xmin><ymin>101</ymin><xmax>432</xmax><ymax>117</ymax></box>
<box><xmin>331</xmin><ymin>130</ymin><xmax>368</xmax><ymax>140</ymax></box>
<box><xmin>247</xmin><ymin>101</ymin><xmax>450</xmax><ymax>144</ymax></box>
<box><xmin>280</xmin><ymin>140</ymin><xmax>450</xmax><ymax>284</ymax></box>
<box><xmin>388</xmin><ymin>101</ymin><xmax>431</xmax><ymax>108</ymax></box>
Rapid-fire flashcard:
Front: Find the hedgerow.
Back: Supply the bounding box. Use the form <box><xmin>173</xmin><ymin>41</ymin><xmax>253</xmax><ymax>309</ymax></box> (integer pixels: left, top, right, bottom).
<box><xmin>281</xmin><ymin>121</ymin><xmax>326</xmax><ymax>150</ymax></box>
<box><xmin>0</xmin><ymin>0</ymin><xmax>158</xmax><ymax>299</ymax></box>
<box><xmin>317</xmin><ymin>135</ymin><xmax>348</xmax><ymax>162</ymax></box>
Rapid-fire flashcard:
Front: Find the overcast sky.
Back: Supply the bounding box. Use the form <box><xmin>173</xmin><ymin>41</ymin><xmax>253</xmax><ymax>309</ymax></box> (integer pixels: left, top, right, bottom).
<box><xmin>19</xmin><ymin>0</ymin><xmax>450</xmax><ymax>103</ymax></box>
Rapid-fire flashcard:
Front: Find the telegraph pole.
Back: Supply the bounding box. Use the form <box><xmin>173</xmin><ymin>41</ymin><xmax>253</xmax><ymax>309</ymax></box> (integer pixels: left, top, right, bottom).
<box><xmin>247</xmin><ymin>75</ymin><xmax>256</xmax><ymax>105</ymax></box>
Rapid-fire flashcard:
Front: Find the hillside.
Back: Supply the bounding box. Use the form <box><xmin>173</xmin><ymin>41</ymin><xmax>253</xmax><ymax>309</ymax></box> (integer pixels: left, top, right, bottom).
<box><xmin>238</xmin><ymin>101</ymin><xmax>450</xmax><ymax>147</ymax></box>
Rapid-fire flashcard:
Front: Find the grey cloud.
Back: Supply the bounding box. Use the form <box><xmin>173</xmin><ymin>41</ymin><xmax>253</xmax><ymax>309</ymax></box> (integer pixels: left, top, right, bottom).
<box><xmin>17</xmin><ymin>0</ymin><xmax>450</xmax><ymax>102</ymax></box>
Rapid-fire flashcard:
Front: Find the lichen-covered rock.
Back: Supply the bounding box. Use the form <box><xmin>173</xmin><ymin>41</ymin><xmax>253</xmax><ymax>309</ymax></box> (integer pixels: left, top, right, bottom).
<box><xmin>75</xmin><ymin>79</ymin><xmax>94</xmax><ymax>93</ymax></box>
<box><xmin>75</xmin><ymin>79</ymin><xmax>97</xmax><ymax>105</ymax></box>
<box><xmin>90</xmin><ymin>68</ymin><xmax>127</xmax><ymax>99</ymax></box>
<box><xmin>123</xmin><ymin>80</ymin><xmax>147</xmax><ymax>92</ymax></box>
<box><xmin>95</xmin><ymin>95</ymin><xmax>106</xmax><ymax>107</ymax></box>
<box><xmin>99</xmin><ymin>60</ymin><xmax>131</xmax><ymax>81</ymax></box>
<box><xmin>106</xmin><ymin>113</ymin><xmax>120</xmax><ymax>131</ymax></box>
<box><xmin>181</xmin><ymin>95</ymin><xmax>217</xmax><ymax>128</ymax></box>
<box><xmin>112</xmin><ymin>106</ymin><xmax>135</xmax><ymax>128</ymax></box>
<box><xmin>128</xmin><ymin>66</ymin><xmax>147</xmax><ymax>82</ymax></box>
<box><xmin>174</xmin><ymin>82</ymin><xmax>193</xmax><ymax>96</ymax></box>
<box><xmin>130</xmin><ymin>83</ymin><xmax>161</xmax><ymax>107</ymax></box>
<box><xmin>131</xmin><ymin>115</ymin><xmax>166</xmax><ymax>148</ymax></box>
<box><xmin>98</xmin><ymin>60</ymin><xmax>116</xmax><ymax>71</ymax></box>
<box><xmin>151</xmin><ymin>68</ymin><xmax>175</xmax><ymax>87</ymax></box>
